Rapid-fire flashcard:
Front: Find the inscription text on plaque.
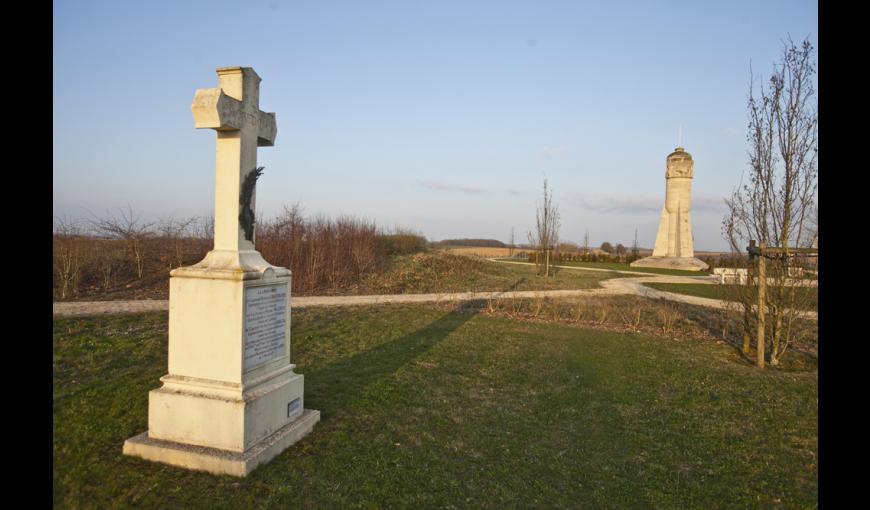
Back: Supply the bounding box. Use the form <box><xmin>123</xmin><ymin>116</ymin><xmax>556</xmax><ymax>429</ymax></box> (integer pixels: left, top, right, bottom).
<box><xmin>244</xmin><ymin>283</ymin><xmax>288</xmax><ymax>371</ymax></box>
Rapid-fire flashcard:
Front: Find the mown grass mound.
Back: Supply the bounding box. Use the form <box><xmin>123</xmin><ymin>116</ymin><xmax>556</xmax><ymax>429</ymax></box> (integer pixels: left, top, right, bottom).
<box><xmin>383</xmin><ymin>252</ymin><xmax>503</xmax><ymax>286</ymax></box>
<box><xmin>356</xmin><ymin>252</ymin><xmax>616</xmax><ymax>294</ymax></box>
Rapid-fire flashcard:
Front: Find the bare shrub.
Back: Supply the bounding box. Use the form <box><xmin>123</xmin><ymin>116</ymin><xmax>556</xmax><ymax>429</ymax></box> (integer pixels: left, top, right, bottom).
<box><xmin>657</xmin><ymin>301</ymin><xmax>679</xmax><ymax>335</ymax></box>
<box><xmin>531</xmin><ymin>296</ymin><xmax>545</xmax><ymax>318</ymax></box>
<box><xmin>53</xmin><ymin>217</ymin><xmax>84</xmax><ymax>300</ymax></box>
<box><xmin>257</xmin><ymin>204</ymin><xmax>421</xmax><ymax>295</ymax></box>
<box><xmin>88</xmin><ymin>239</ymin><xmax>126</xmax><ymax>292</ymax></box>
<box><xmin>54</xmin><ymin>203</ymin><xmax>422</xmax><ymax>299</ymax></box>
<box><xmin>157</xmin><ymin>215</ymin><xmax>198</xmax><ymax>269</ymax></box>
<box><xmin>91</xmin><ymin>205</ymin><xmax>154</xmax><ymax>279</ymax></box>
<box><xmin>574</xmin><ymin>299</ymin><xmax>585</xmax><ymax>322</ymax></box>
<box><xmin>595</xmin><ymin>301</ymin><xmax>610</xmax><ymax>325</ymax></box>
<box><xmin>616</xmin><ymin>301</ymin><xmax>644</xmax><ymax>331</ymax></box>
<box><xmin>197</xmin><ymin>215</ymin><xmax>214</xmax><ymax>241</ymax></box>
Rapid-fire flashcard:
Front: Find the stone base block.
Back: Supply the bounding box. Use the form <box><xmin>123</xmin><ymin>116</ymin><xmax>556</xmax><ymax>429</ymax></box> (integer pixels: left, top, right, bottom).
<box><xmin>630</xmin><ymin>256</ymin><xmax>709</xmax><ymax>271</ymax></box>
<box><xmin>148</xmin><ymin>370</ymin><xmax>305</xmax><ymax>452</ymax></box>
<box><xmin>123</xmin><ymin>409</ymin><xmax>320</xmax><ymax>477</ymax></box>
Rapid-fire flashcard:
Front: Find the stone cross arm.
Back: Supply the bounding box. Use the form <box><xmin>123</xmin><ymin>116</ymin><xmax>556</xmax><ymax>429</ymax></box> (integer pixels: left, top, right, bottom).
<box><xmin>186</xmin><ymin>66</ymin><xmax>278</xmax><ymax>258</ymax></box>
<box><xmin>191</xmin><ymin>88</ymin><xmax>277</xmax><ymax>147</ymax></box>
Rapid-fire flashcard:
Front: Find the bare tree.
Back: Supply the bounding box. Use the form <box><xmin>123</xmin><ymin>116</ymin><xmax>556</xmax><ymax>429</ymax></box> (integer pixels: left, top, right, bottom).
<box><xmin>53</xmin><ymin>216</ymin><xmax>83</xmax><ymax>300</ymax></box>
<box><xmin>92</xmin><ymin>241</ymin><xmax>125</xmax><ymax>292</ymax></box>
<box><xmin>158</xmin><ymin>215</ymin><xmax>198</xmax><ymax>269</ymax></box>
<box><xmin>632</xmin><ymin>228</ymin><xmax>640</xmax><ymax>260</ymax></box>
<box><xmin>509</xmin><ymin>227</ymin><xmax>515</xmax><ymax>258</ymax></box>
<box><xmin>600</xmin><ymin>242</ymin><xmax>614</xmax><ymax>254</ymax></box>
<box><xmin>528</xmin><ymin>177</ymin><xmax>561</xmax><ymax>277</ymax></box>
<box><xmin>722</xmin><ymin>36</ymin><xmax>818</xmax><ymax>367</ymax></box>
<box><xmin>197</xmin><ymin>214</ymin><xmax>215</xmax><ymax>242</ymax></box>
<box><xmin>92</xmin><ymin>205</ymin><xmax>154</xmax><ymax>279</ymax></box>
<box><xmin>582</xmin><ymin>228</ymin><xmax>590</xmax><ymax>260</ymax></box>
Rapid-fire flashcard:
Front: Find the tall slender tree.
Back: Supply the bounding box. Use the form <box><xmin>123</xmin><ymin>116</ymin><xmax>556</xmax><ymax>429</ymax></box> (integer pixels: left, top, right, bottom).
<box><xmin>583</xmin><ymin>228</ymin><xmax>590</xmax><ymax>259</ymax></box>
<box><xmin>632</xmin><ymin>228</ymin><xmax>640</xmax><ymax>260</ymax></box>
<box><xmin>722</xmin><ymin>36</ymin><xmax>818</xmax><ymax>367</ymax></box>
<box><xmin>528</xmin><ymin>177</ymin><xmax>561</xmax><ymax>277</ymax></box>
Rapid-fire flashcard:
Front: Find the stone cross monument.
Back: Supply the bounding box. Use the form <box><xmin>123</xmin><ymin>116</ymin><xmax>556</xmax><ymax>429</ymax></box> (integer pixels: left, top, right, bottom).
<box><xmin>123</xmin><ymin>67</ymin><xmax>319</xmax><ymax>476</ymax></box>
<box><xmin>631</xmin><ymin>147</ymin><xmax>709</xmax><ymax>271</ymax></box>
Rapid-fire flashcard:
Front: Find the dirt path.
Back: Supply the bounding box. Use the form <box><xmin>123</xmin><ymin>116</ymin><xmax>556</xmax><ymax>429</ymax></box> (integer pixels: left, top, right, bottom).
<box><xmin>52</xmin><ymin>264</ymin><xmax>816</xmax><ymax>320</ymax></box>
<box><xmin>53</xmin><ymin>289</ymin><xmax>615</xmax><ymax>318</ymax></box>
<box><xmin>497</xmin><ymin>261</ymin><xmax>817</xmax><ymax>319</ymax></box>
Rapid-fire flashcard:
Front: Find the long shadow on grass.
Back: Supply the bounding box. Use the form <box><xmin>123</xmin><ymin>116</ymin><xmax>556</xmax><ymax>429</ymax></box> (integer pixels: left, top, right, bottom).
<box><xmin>667</xmin><ymin>301</ymin><xmax>818</xmax><ymax>370</ymax></box>
<box><xmin>304</xmin><ymin>301</ymin><xmax>486</xmax><ymax>419</ymax></box>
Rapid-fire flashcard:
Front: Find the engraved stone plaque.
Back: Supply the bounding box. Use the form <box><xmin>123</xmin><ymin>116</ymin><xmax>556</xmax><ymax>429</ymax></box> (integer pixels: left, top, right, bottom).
<box><xmin>243</xmin><ymin>283</ymin><xmax>288</xmax><ymax>371</ymax></box>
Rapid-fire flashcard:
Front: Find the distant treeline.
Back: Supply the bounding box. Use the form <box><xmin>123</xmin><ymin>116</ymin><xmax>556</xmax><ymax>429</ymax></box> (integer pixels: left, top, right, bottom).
<box><xmin>53</xmin><ymin>205</ymin><xmax>428</xmax><ymax>300</ymax></box>
<box><xmin>436</xmin><ymin>239</ymin><xmax>507</xmax><ymax>248</ymax></box>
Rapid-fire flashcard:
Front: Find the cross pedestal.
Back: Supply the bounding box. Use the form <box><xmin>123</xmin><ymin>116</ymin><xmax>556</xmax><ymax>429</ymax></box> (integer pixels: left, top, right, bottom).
<box><xmin>123</xmin><ymin>67</ymin><xmax>319</xmax><ymax>477</ymax></box>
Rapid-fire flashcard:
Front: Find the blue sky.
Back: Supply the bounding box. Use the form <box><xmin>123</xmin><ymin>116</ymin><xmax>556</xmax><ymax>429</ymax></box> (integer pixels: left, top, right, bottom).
<box><xmin>53</xmin><ymin>0</ymin><xmax>817</xmax><ymax>251</ymax></box>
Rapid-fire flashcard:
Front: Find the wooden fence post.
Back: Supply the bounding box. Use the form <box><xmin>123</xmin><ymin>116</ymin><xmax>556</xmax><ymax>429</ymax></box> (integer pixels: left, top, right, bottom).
<box><xmin>756</xmin><ymin>241</ymin><xmax>766</xmax><ymax>368</ymax></box>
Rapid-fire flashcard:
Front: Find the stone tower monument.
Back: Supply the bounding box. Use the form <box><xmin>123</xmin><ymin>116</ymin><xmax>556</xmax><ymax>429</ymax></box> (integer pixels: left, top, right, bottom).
<box><xmin>631</xmin><ymin>147</ymin><xmax>709</xmax><ymax>271</ymax></box>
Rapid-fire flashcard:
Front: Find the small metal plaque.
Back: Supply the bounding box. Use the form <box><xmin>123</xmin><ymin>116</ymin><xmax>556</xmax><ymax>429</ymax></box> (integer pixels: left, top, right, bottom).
<box><xmin>243</xmin><ymin>283</ymin><xmax>288</xmax><ymax>371</ymax></box>
<box><xmin>287</xmin><ymin>398</ymin><xmax>301</xmax><ymax>418</ymax></box>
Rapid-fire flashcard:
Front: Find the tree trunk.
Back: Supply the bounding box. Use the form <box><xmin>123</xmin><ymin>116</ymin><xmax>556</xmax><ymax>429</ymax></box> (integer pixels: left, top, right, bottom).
<box><xmin>770</xmin><ymin>303</ymin><xmax>782</xmax><ymax>366</ymax></box>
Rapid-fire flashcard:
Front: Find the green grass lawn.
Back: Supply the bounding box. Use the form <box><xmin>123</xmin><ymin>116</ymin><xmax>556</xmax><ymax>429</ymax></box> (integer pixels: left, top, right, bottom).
<box><xmin>496</xmin><ymin>258</ymin><xmax>712</xmax><ymax>277</ymax></box>
<box><xmin>350</xmin><ymin>252</ymin><xmax>619</xmax><ymax>295</ymax></box>
<box><xmin>54</xmin><ymin>306</ymin><xmax>817</xmax><ymax>509</ymax></box>
<box><xmin>644</xmin><ymin>283</ymin><xmax>819</xmax><ymax>311</ymax></box>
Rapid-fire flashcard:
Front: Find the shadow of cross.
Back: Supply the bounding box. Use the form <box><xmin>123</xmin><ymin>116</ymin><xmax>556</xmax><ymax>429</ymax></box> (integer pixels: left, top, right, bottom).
<box><xmin>305</xmin><ymin>303</ymin><xmax>485</xmax><ymax>419</ymax></box>
<box><xmin>191</xmin><ymin>66</ymin><xmax>277</xmax><ymax>251</ymax></box>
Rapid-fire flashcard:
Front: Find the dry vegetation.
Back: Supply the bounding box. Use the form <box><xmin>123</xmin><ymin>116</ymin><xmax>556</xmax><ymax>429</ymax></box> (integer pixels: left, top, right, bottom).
<box><xmin>473</xmin><ymin>295</ymin><xmax>817</xmax><ymax>370</ymax></box>
<box><xmin>54</xmin><ymin>205</ymin><xmax>737</xmax><ymax>303</ymax></box>
<box><xmin>52</xmin><ymin>205</ymin><xmax>426</xmax><ymax>301</ymax></box>
<box><xmin>257</xmin><ymin>205</ymin><xmax>426</xmax><ymax>294</ymax></box>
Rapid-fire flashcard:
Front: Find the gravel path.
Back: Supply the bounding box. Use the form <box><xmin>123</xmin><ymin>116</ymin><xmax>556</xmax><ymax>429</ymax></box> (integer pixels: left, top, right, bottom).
<box><xmin>52</xmin><ymin>263</ymin><xmax>815</xmax><ymax>320</ymax></box>
<box><xmin>54</xmin><ymin>299</ymin><xmax>170</xmax><ymax>317</ymax></box>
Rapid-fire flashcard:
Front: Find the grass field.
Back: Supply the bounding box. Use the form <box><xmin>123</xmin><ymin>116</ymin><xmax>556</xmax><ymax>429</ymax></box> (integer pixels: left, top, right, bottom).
<box><xmin>350</xmin><ymin>252</ymin><xmax>619</xmax><ymax>295</ymax></box>
<box><xmin>54</xmin><ymin>305</ymin><xmax>817</xmax><ymax>508</ymax></box>
<box><xmin>497</xmin><ymin>259</ymin><xmax>713</xmax><ymax>277</ymax></box>
<box><xmin>644</xmin><ymin>283</ymin><xmax>819</xmax><ymax>311</ymax></box>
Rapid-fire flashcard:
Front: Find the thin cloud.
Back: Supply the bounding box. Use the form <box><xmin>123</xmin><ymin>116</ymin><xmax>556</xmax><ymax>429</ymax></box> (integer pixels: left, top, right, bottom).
<box><xmin>568</xmin><ymin>193</ymin><xmax>727</xmax><ymax>214</ymax></box>
<box><xmin>420</xmin><ymin>180</ymin><xmax>488</xmax><ymax>194</ymax></box>
<box><xmin>541</xmin><ymin>146</ymin><xmax>566</xmax><ymax>159</ymax></box>
<box><xmin>693</xmin><ymin>196</ymin><xmax>730</xmax><ymax>213</ymax></box>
